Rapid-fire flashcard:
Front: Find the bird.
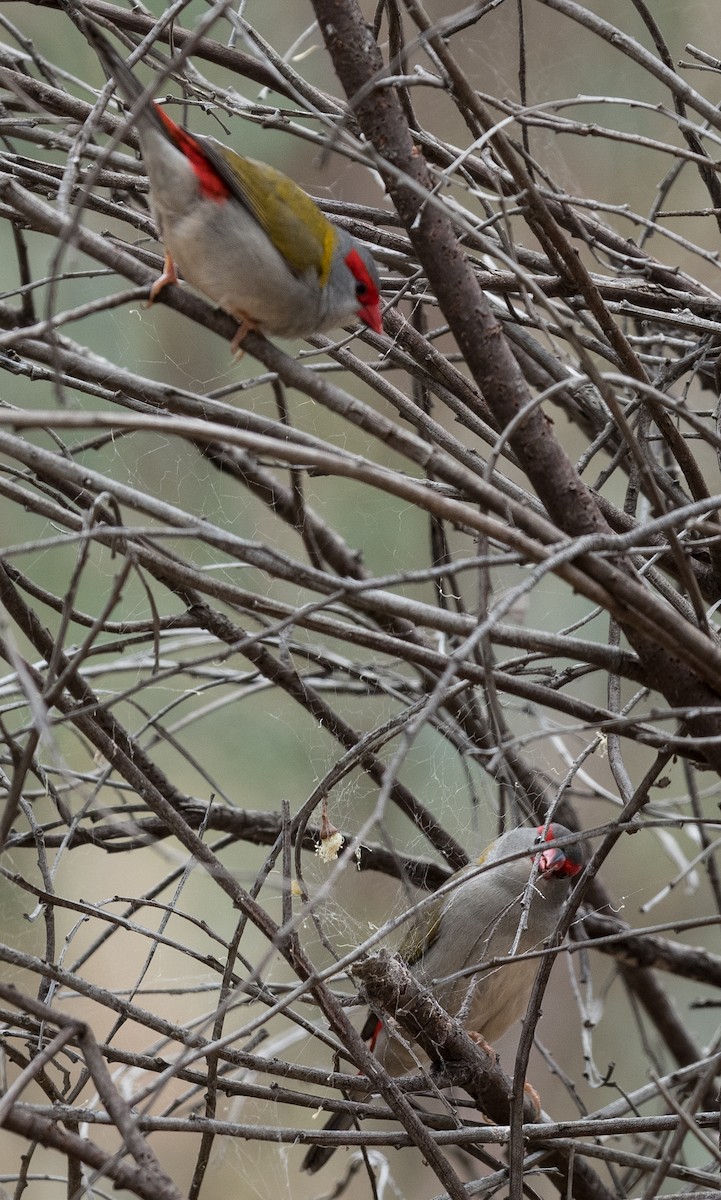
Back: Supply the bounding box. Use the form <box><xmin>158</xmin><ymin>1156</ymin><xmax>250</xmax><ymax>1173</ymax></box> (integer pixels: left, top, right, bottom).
<box><xmin>302</xmin><ymin>822</ymin><xmax>583</xmax><ymax>1173</ymax></box>
<box><xmin>76</xmin><ymin>20</ymin><xmax>382</xmax><ymax>344</ymax></box>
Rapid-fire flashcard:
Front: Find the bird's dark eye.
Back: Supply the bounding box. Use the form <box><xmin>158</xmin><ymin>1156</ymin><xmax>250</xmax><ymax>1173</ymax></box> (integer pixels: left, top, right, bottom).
<box><xmin>535</xmin><ymin>824</ymin><xmax>554</xmax><ymax>844</ymax></box>
<box><xmin>356</xmin><ymin>280</ymin><xmax>370</xmax><ymax>301</ymax></box>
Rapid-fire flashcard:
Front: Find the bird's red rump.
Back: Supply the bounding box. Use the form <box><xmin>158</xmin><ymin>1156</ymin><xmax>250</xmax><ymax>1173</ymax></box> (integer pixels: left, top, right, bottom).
<box><xmin>155</xmin><ymin>105</ymin><xmax>230</xmax><ymax>202</ymax></box>
<box><xmin>368</xmin><ymin>1017</ymin><xmax>383</xmax><ymax>1050</ymax></box>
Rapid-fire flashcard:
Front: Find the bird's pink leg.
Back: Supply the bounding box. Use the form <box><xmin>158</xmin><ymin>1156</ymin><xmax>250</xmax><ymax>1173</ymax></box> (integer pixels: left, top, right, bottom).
<box><xmin>468</xmin><ymin>1031</ymin><xmax>541</xmax><ymax>1119</ymax></box>
<box><xmin>522</xmin><ymin>1081</ymin><xmax>541</xmax><ymax>1118</ymax></box>
<box><xmin>147</xmin><ymin>257</ymin><xmax>259</xmax><ymax>358</ymax></box>
<box><xmin>230</xmin><ymin>313</ymin><xmax>259</xmax><ymax>357</ymax></box>
<box><xmin>468</xmin><ymin>1031</ymin><xmax>498</xmax><ymax>1059</ymax></box>
<box><xmin>148</xmin><ymin>252</ymin><xmax>178</xmax><ymax>305</ymax></box>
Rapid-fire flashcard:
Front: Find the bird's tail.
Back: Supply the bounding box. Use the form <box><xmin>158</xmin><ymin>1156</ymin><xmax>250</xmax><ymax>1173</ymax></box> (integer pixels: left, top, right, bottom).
<box><xmin>301</xmin><ymin>1107</ymin><xmax>356</xmax><ymax>1174</ymax></box>
<box><xmin>64</xmin><ymin>5</ymin><xmax>169</xmax><ymax>142</ymax></box>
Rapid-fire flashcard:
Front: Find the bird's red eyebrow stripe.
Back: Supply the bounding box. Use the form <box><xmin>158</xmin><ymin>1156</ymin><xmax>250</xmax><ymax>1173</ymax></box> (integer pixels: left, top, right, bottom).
<box><xmin>155</xmin><ymin>105</ymin><xmax>230</xmax><ymax>201</ymax></box>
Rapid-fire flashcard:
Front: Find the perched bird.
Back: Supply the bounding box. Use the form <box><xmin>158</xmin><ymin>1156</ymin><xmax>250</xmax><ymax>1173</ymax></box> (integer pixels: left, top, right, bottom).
<box><xmin>77</xmin><ymin>21</ymin><xmax>382</xmax><ymax>343</ymax></box>
<box><xmin>302</xmin><ymin>822</ymin><xmax>583</xmax><ymax>1173</ymax></box>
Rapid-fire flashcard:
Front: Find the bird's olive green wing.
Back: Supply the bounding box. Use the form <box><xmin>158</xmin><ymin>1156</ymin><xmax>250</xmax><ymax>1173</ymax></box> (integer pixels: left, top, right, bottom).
<box><xmin>398</xmin><ymin>857</ymin><xmax>486</xmax><ymax>966</ymax></box>
<box><xmin>197</xmin><ymin>138</ymin><xmax>337</xmax><ymax>285</ymax></box>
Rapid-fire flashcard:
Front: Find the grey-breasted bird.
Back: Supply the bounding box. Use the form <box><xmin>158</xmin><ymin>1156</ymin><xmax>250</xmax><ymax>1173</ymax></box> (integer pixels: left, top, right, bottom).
<box><xmin>302</xmin><ymin>822</ymin><xmax>582</xmax><ymax>1173</ymax></box>
<box><xmin>77</xmin><ymin>20</ymin><xmax>382</xmax><ymax>345</ymax></box>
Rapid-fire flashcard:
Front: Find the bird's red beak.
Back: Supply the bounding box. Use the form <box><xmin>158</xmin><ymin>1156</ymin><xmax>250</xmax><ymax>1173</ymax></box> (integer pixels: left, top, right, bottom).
<box><xmin>358</xmin><ymin>299</ymin><xmax>383</xmax><ymax>334</ymax></box>
<box><xmin>535</xmin><ymin>825</ymin><xmax>582</xmax><ymax>877</ymax></box>
<box><xmin>538</xmin><ymin>845</ymin><xmax>566</xmax><ymax>875</ymax></box>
